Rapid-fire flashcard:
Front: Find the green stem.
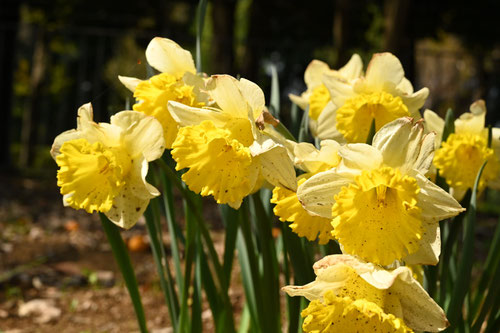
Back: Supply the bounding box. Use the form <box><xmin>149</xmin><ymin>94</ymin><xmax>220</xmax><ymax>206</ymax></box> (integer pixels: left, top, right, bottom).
<box><xmin>99</xmin><ymin>214</ymin><xmax>147</xmax><ymax>333</ymax></box>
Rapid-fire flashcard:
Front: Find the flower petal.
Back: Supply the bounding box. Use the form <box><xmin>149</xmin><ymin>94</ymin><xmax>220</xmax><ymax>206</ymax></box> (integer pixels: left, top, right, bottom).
<box><xmin>423</xmin><ymin>109</ymin><xmax>444</xmax><ymax>145</ymax></box>
<box><xmin>110</xmin><ymin>111</ymin><xmax>165</xmax><ymax>161</ymax></box>
<box><xmin>206</xmin><ymin>75</ymin><xmax>248</xmax><ymax>118</ymax></box>
<box><xmin>372</xmin><ymin>117</ymin><xmax>435</xmax><ymax>174</ymax></box>
<box><xmin>256</xmin><ymin>144</ymin><xmax>297</xmax><ymax>191</ymax></box>
<box><xmin>401</xmin><ymin>87</ymin><xmax>429</xmax><ymax>115</ymax></box>
<box><xmin>168</xmin><ymin>101</ymin><xmax>231</xmax><ymax>127</ymax></box>
<box><xmin>297</xmin><ymin>169</ymin><xmax>353</xmax><ymax>218</ymax></box>
<box><xmin>391</xmin><ymin>268</ymin><xmax>449</xmax><ymax>331</ymax></box>
<box><xmin>118</xmin><ymin>75</ymin><xmax>143</xmax><ymax>93</ymax></box>
<box><xmin>414</xmin><ymin>172</ymin><xmax>466</xmax><ymax>221</ymax></box>
<box><xmin>338</xmin><ymin>144</ymin><xmax>383</xmax><ymax>171</ymax></box>
<box><xmin>238</xmin><ymin>78</ymin><xmax>265</xmax><ymax>119</ymax></box>
<box><xmin>338</xmin><ymin>54</ymin><xmax>363</xmax><ymax>81</ymax></box>
<box><xmin>105</xmin><ymin>159</ymin><xmax>159</xmax><ymax>229</ymax></box>
<box><xmin>289</xmin><ymin>93</ymin><xmax>309</xmax><ymax>111</ymax></box>
<box><xmin>365</xmin><ymin>53</ymin><xmax>404</xmax><ymax>89</ymax></box>
<box><xmin>304</xmin><ymin>60</ymin><xmax>331</xmax><ymax>88</ymax></box>
<box><xmin>316</xmin><ymin>102</ymin><xmax>346</xmax><ymax>142</ymax></box>
<box><xmin>404</xmin><ymin>221</ymin><xmax>440</xmax><ymax>265</ymax></box>
<box><xmin>145</xmin><ymin>37</ymin><xmax>196</xmax><ymax>77</ymax></box>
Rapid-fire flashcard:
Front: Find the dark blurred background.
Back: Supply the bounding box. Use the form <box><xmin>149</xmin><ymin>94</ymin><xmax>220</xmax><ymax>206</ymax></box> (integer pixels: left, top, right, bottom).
<box><xmin>1</xmin><ymin>0</ymin><xmax>500</xmax><ymax>173</ymax></box>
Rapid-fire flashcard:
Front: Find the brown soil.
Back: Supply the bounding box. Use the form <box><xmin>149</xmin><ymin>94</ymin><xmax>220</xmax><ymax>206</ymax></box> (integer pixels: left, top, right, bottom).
<box><xmin>0</xmin><ymin>173</ymin><xmax>243</xmax><ymax>333</ymax></box>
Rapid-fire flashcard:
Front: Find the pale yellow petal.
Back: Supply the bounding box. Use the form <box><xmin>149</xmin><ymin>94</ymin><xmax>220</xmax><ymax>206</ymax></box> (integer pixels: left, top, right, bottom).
<box><xmin>396</xmin><ymin>77</ymin><xmax>414</xmax><ymax>94</ymax></box>
<box><xmin>51</xmin><ymin>129</ymin><xmax>82</xmax><ymax>159</ymax></box>
<box><xmin>413</xmin><ymin>172</ymin><xmax>465</xmax><ymax>221</ymax></box>
<box><xmin>182</xmin><ymin>72</ymin><xmax>210</xmax><ymax>105</ymax></box>
<box><xmin>305</xmin><ymin>59</ymin><xmax>331</xmax><ymax>88</ymax></box>
<box><xmin>105</xmin><ymin>159</ymin><xmax>158</xmax><ymax>229</ymax></box>
<box><xmin>168</xmin><ymin>101</ymin><xmax>231</xmax><ymax>127</ymax></box>
<box><xmin>297</xmin><ymin>169</ymin><xmax>353</xmax><ymax>218</ymax></box>
<box><xmin>404</xmin><ymin>221</ymin><xmax>440</xmax><ymax>266</ymax></box>
<box><xmin>400</xmin><ymin>87</ymin><xmax>429</xmax><ymax>116</ymax></box>
<box><xmin>338</xmin><ymin>54</ymin><xmax>363</xmax><ymax>81</ymax></box>
<box><xmin>455</xmin><ymin>107</ymin><xmax>486</xmax><ymax>135</ymax></box>
<box><xmin>365</xmin><ymin>53</ymin><xmax>404</xmax><ymax>89</ymax></box>
<box><xmin>289</xmin><ymin>93</ymin><xmax>309</xmax><ymax>111</ymax></box>
<box><xmin>316</xmin><ymin>102</ymin><xmax>346</xmax><ymax>142</ymax></box>
<box><xmin>293</xmin><ymin>139</ymin><xmax>341</xmax><ymax>173</ymax></box>
<box><xmin>145</xmin><ymin>37</ymin><xmax>196</xmax><ymax>77</ymax></box>
<box><xmin>423</xmin><ymin>109</ymin><xmax>444</xmax><ymax>145</ymax></box>
<box><xmin>257</xmin><ymin>145</ymin><xmax>297</xmax><ymax>191</ymax></box>
<box><xmin>118</xmin><ymin>75</ymin><xmax>143</xmax><ymax>93</ymax></box>
<box><xmin>391</xmin><ymin>268</ymin><xmax>449</xmax><ymax>331</ymax></box>
<box><xmin>110</xmin><ymin>111</ymin><xmax>165</xmax><ymax>161</ymax></box>
<box><xmin>322</xmin><ymin>75</ymin><xmax>354</xmax><ymax>107</ymax></box>
<box><xmin>338</xmin><ymin>144</ymin><xmax>383</xmax><ymax>171</ymax></box>
<box><xmin>207</xmin><ymin>75</ymin><xmax>248</xmax><ymax>118</ymax></box>
<box><xmin>238</xmin><ymin>78</ymin><xmax>265</xmax><ymax>119</ymax></box>
<box><xmin>372</xmin><ymin>117</ymin><xmax>435</xmax><ymax>174</ymax></box>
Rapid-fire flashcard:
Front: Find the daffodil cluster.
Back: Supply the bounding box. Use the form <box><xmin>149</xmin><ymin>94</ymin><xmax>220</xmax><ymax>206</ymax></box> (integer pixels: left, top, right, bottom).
<box><xmin>50</xmin><ymin>35</ymin><xmax>493</xmax><ymax>332</ymax></box>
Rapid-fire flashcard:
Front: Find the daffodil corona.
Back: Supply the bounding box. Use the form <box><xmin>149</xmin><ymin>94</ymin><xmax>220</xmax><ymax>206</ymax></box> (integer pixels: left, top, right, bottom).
<box><xmin>323</xmin><ymin>53</ymin><xmax>429</xmax><ymax>143</ymax></box>
<box><xmin>283</xmin><ymin>255</ymin><xmax>449</xmax><ymax>332</ymax></box>
<box><xmin>168</xmin><ymin>75</ymin><xmax>296</xmax><ymax>209</ymax></box>
<box><xmin>51</xmin><ymin>104</ymin><xmax>165</xmax><ymax>229</ymax></box>
<box><xmin>297</xmin><ymin>118</ymin><xmax>464</xmax><ymax>265</ymax></box>
<box><xmin>119</xmin><ymin>37</ymin><xmax>209</xmax><ymax>148</ymax></box>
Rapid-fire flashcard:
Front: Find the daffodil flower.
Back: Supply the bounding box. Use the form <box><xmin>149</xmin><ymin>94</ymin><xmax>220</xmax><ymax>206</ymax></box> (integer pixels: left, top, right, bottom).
<box><xmin>51</xmin><ymin>103</ymin><xmax>165</xmax><ymax>229</ymax></box>
<box><xmin>282</xmin><ymin>254</ymin><xmax>449</xmax><ymax>332</ymax></box>
<box><xmin>297</xmin><ymin>117</ymin><xmax>464</xmax><ymax>265</ymax></box>
<box><xmin>323</xmin><ymin>53</ymin><xmax>429</xmax><ymax>143</ymax></box>
<box><xmin>424</xmin><ymin>100</ymin><xmax>500</xmax><ymax>200</ymax></box>
<box><xmin>271</xmin><ymin>140</ymin><xmax>341</xmax><ymax>243</ymax></box>
<box><xmin>168</xmin><ymin>74</ymin><xmax>296</xmax><ymax>209</ymax></box>
<box><xmin>289</xmin><ymin>55</ymin><xmax>363</xmax><ymax>139</ymax></box>
<box><xmin>119</xmin><ymin>37</ymin><xmax>209</xmax><ymax>148</ymax></box>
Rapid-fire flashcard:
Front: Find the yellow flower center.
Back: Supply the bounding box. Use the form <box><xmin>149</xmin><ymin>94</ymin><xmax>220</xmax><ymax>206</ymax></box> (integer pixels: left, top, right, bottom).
<box><xmin>301</xmin><ymin>290</ymin><xmax>412</xmax><ymax>333</ymax></box>
<box><xmin>336</xmin><ymin>91</ymin><xmax>410</xmax><ymax>143</ymax></box>
<box><xmin>56</xmin><ymin>138</ymin><xmax>132</xmax><ymax>213</ymax></box>
<box><xmin>434</xmin><ymin>133</ymin><xmax>500</xmax><ymax>191</ymax></box>
<box><xmin>271</xmin><ymin>176</ymin><xmax>334</xmax><ymax>244</ymax></box>
<box><xmin>332</xmin><ymin>166</ymin><xmax>423</xmax><ymax>265</ymax></box>
<box><xmin>308</xmin><ymin>84</ymin><xmax>331</xmax><ymax>120</ymax></box>
<box><xmin>133</xmin><ymin>72</ymin><xmax>205</xmax><ymax>148</ymax></box>
<box><xmin>171</xmin><ymin>120</ymin><xmax>259</xmax><ymax>206</ymax></box>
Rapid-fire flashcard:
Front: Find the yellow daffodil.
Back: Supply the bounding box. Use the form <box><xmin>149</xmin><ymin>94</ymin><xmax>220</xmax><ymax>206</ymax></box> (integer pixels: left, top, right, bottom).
<box><xmin>168</xmin><ymin>74</ymin><xmax>296</xmax><ymax>209</ymax></box>
<box><xmin>283</xmin><ymin>254</ymin><xmax>449</xmax><ymax>332</ymax></box>
<box><xmin>119</xmin><ymin>37</ymin><xmax>209</xmax><ymax>148</ymax></box>
<box><xmin>323</xmin><ymin>53</ymin><xmax>429</xmax><ymax>143</ymax></box>
<box><xmin>51</xmin><ymin>103</ymin><xmax>165</xmax><ymax>229</ymax></box>
<box><xmin>297</xmin><ymin>117</ymin><xmax>464</xmax><ymax>265</ymax></box>
<box><xmin>271</xmin><ymin>140</ymin><xmax>341</xmax><ymax>243</ymax></box>
<box><xmin>289</xmin><ymin>55</ymin><xmax>363</xmax><ymax>139</ymax></box>
<box><xmin>424</xmin><ymin>100</ymin><xmax>500</xmax><ymax>200</ymax></box>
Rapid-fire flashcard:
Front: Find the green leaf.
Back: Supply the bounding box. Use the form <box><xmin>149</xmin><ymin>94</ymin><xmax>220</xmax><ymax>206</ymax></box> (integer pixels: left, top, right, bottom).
<box><xmin>195</xmin><ymin>0</ymin><xmax>208</xmax><ymax>72</ymax></box>
<box><xmin>144</xmin><ymin>202</ymin><xmax>179</xmax><ymax>329</ymax></box>
<box><xmin>446</xmin><ymin>161</ymin><xmax>487</xmax><ymax>331</ymax></box>
<box><xmin>269</xmin><ymin>64</ymin><xmax>280</xmax><ymax>117</ymax></box>
<box><xmin>366</xmin><ymin>118</ymin><xmax>376</xmax><ymax>144</ymax></box>
<box><xmin>298</xmin><ymin>105</ymin><xmax>310</xmax><ymax>142</ymax></box>
<box><xmin>99</xmin><ymin>214</ymin><xmax>147</xmax><ymax>333</ymax></box>
<box><xmin>470</xmin><ymin>218</ymin><xmax>500</xmax><ymax>332</ymax></box>
<box><xmin>442</xmin><ymin>108</ymin><xmax>455</xmax><ymax>143</ymax></box>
